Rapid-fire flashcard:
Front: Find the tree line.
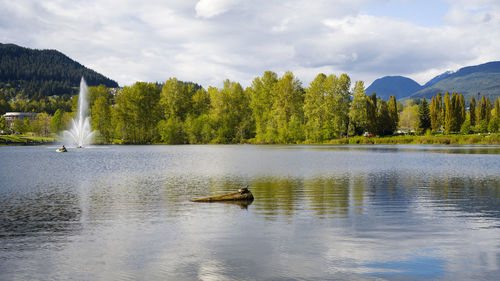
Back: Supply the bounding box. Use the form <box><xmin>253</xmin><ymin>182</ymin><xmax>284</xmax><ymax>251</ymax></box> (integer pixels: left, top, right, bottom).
<box><xmin>398</xmin><ymin>92</ymin><xmax>499</xmax><ymax>135</ymax></box>
<box><xmin>2</xmin><ymin>71</ymin><xmax>499</xmax><ymax>143</ymax></box>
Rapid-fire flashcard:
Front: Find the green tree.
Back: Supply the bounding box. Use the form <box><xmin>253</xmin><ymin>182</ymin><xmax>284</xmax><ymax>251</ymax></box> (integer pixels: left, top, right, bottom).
<box><xmin>248</xmin><ymin>71</ymin><xmax>278</xmax><ymax>143</ymax></box>
<box><xmin>191</xmin><ymin>88</ymin><xmax>210</xmax><ymax>116</ymax></box>
<box><xmin>478</xmin><ymin>119</ymin><xmax>488</xmax><ymax>133</ymax></box>
<box><xmin>50</xmin><ymin>109</ymin><xmax>64</xmax><ymax>133</ymax></box>
<box><xmin>184</xmin><ymin>114</ymin><xmax>213</xmax><ymax>144</ymax></box>
<box><xmin>209</xmin><ymin>80</ymin><xmax>252</xmax><ymax>143</ymax></box>
<box><xmin>486</xmin><ymin>97</ymin><xmax>492</xmax><ymax>123</ymax></box>
<box><xmin>267</xmin><ymin>72</ymin><xmax>305</xmax><ymax>143</ymax></box>
<box><xmin>158</xmin><ymin>117</ymin><xmax>185</xmax><ymax>144</ymax></box>
<box><xmin>304</xmin><ymin>73</ymin><xmax>327</xmax><ymax>141</ymax></box>
<box><xmin>160</xmin><ymin>78</ymin><xmax>196</xmax><ymax>121</ymax></box>
<box><xmin>0</xmin><ymin>116</ymin><xmax>8</xmax><ymax>132</ymax></box>
<box><xmin>430</xmin><ymin>93</ymin><xmax>443</xmax><ymax>131</ymax></box>
<box><xmin>89</xmin><ymin>85</ymin><xmax>111</xmax><ymax>107</ymax></box>
<box><xmin>348</xmin><ymin>81</ymin><xmax>367</xmax><ymax>135</ymax></box>
<box><xmin>417</xmin><ymin>98</ymin><xmax>431</xmax><ymax>134</ymax></box>
<box><xmin>377</xmin><ymin>100</ymin><xmax>393</xmax><ymax>135</ymax></box>
<box><xmin>366</xmin><ymin>93</ymin><xmax>378</xmax><ymax>134</ymax></box>
<box><xmin>0</xmin><ymin>98</ymin><xmax>11</xmax><ymax>115</ymax></box>
<box><xmin>32</xmin><ymin>113</ymin><xmax>51</xmax><ymax>137</ymax></box>
<box><xmin>91</xmin><ymin>96</ymin><xmax>113</xmax><ymax>143</ymax></box>
<box><xmin>477</xmin><ymin>95</ymin><xmax>487</xmax><ymax>124</ymax></box>
<box><xmin>113</xmin><ymin>82</ymin><xmax>161</xmax><ymax>144</ymax></box>
<box><xmin>488</xmin><ymin>117</ymin><xmax>499</xmax><ymax>133</ymax></box>
<box><xmin>387</xmin><ymin>95</ymin><xmax>399</xmax><ymax>133</ymax></box>
<box><xmin>399</xmin><ymin>100</ymin><xmax>419</xmax><ymax>131</ymax></box>
<box><xmin>469</xmin><ymin>96</ymin><xmax>476</xmax><ymax>127</ymax></box>
<box><xmin>460</xmin><ymin>116</ymin><xmax>471</xmax><ymax>134</ymax></box>
<box><xmin>494</xmin><ymin>97</ymin><xmax>500</xmax><ymax>119</ymax></box>
<box><xmin>444</xmin><ymin>92</ymin><xmax>453</xmax><ymax>133</ymax></box>
<box><xmin>458</xmin><ymin>94</ymin><xmax>466</xmax><ymax>128</ymax></box>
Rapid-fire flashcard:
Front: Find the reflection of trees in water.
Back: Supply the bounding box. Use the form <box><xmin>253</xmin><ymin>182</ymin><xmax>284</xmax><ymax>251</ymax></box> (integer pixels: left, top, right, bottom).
<box><xmin>305</xmin><ymin>177</ymin><xmax>350</xmax><ymax>217</ymax></box>
<box><xmin>428</xmin><ymin>176</ymin><xmax>500</xmax><ymax>217</ymax></box>
<box><xmin>248</xmin><ymin>175</ymin><xmax>367</xmax><ymax>219</ymax></box>
<box><xmin>250</xmin><ymin>177</ymin><xmax>304</xmax><ymax>218</ymax></box>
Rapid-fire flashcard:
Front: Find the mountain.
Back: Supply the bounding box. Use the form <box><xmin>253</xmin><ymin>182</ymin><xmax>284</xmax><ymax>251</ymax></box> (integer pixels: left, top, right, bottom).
<box><xmin>409</xmin><ymin>61</ymin><xmax>500</xmax><ymax>102</ymax></box>
<box><xmin>0</xmin><ymin>43</ymin><xmax>118</xmax><ymax>99</ymax></box>
<box><xmin>365</xmin><ymin>76</ymin><xmax>422</xmax><ymax>100</ymax></box>
<box><xmin>422</xmin><ymin>70</ymin><xmax>453</xmax><ymax>88</ymax></box>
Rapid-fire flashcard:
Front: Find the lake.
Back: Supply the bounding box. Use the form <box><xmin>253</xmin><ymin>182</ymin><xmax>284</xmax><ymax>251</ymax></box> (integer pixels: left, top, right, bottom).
<box><xmin>1</xmin><ymin>145</ymin><xmax>500</xmax><ymax>280</ymax></box>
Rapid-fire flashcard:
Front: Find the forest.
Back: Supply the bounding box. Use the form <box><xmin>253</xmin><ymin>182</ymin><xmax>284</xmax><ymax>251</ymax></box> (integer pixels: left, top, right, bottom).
<box><xmin>0</xmin><ymin>43</ymin><xmax>118</xmax><ymax>99</ymax></box>
<box><xmin>1</xmin><ymin>71</ymin><xmax>499</xmax><ymax>144</ymax></box>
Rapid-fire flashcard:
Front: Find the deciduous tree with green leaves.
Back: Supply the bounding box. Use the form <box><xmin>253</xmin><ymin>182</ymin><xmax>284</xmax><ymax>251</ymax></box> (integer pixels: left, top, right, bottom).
<box><xmin>348</xmin><ymin>81</ymin><xmax>368</xmax><ymax>136</ymax></box>
<box><xmin>91</xmin><ymin>96</ymin><xmax>113</xmax><ymax>143</ymax></box>
<box><xmin>50</xmin><ymin>109</ymin><xmax>63</xmax><ymax>134</ymax></box>
<box><xmin>114</xmin><ymin>82</ymin><xmax>161</xmax><ymax>144</ymax></box>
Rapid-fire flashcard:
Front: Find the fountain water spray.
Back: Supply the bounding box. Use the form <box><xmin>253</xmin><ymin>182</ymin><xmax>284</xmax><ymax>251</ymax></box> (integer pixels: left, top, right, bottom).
<box><xmin>63</xmin><ymin>77</ymin><xmax>94</xmax><ymax>147</ymax></box>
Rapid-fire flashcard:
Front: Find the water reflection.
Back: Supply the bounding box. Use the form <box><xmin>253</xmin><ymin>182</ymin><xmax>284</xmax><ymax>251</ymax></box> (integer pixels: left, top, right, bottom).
<box><xmin>1</xmin><ymin>145</ymin><xmax>499</xmax><ymax>280</ymax></box>
<box><xmin>292</xmin><ymin>144</ymin><xmax>500</xmax><ymax>154</ymax></box>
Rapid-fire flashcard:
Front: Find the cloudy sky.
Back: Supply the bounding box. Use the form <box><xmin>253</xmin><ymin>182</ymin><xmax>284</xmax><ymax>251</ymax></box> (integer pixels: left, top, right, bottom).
<box><xmin>1</xmin><ymin>0</ymin><xmax>499</xmax><ymax>88</ymax></box>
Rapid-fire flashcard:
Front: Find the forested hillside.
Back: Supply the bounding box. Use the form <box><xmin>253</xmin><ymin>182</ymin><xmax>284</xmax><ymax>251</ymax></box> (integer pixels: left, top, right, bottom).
<box><xmin>0</xmin><ymin>43</ymin><xmax>118</xmax><ymax>99</ymax></box>
<box><xmin>366</xmin><ymin>61</ymin><xmax>500</xmax><ymax>101</ymax></box>
<box><xmin>409</xmin><ymin>62</ymin><xmax>500</xmax><ymax>102</ymax></box>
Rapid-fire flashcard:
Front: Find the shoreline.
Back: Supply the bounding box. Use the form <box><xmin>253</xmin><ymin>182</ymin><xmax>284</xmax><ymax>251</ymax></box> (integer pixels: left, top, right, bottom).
<box><xmin>2</xmin><ymin>134</ymin><xmax>499</xmax><ymax>146</ymax></box>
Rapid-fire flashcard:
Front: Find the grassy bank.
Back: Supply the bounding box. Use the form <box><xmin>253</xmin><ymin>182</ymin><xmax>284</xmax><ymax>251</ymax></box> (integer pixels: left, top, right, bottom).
<box><xmin>326</xmin><ymin>134</ymin><xmax>500</xmax><ymax>145</ymax></box>
<box><xmin>3</xmin><ymin>134</ymin><xmax>499</xmax><ymax>146</ymax></box>
<box><xmin>0</xmin><ymin>135</ymin><xmax>55</xmax><ymax>145</ymax></box>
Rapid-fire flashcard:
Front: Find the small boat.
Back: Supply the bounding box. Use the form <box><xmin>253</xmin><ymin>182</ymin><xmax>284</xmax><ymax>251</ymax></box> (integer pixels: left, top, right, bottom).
<box><xmin>192</xmin><ymin>187</ymin><xmax>254</xmax><ymax>202</ymax></box>
<box><xmin>56</xmin><ymin>148</ymin><xmax>67</xmax><ymax>152</ymax></box>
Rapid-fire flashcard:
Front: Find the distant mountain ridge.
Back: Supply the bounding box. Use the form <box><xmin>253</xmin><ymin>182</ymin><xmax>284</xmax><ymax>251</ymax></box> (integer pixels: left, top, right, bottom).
<box><xmin>365</xmin><ymin>76</ymin><xmax>422</xmax><ymax>100</ymax></box>
<box><xmin>0</xmin><ymin>43</ymin><xmax>118</xmax><ymax>99</ymax></box>
<box><xmin>366</xmin><ymin>61</ymin><xmax>500</xmax><ymax>102</ymax></box>
<box><xmin>422</xmin><ymin>70</ymin><xmax>453</xmax><ymax>88</ymax></box>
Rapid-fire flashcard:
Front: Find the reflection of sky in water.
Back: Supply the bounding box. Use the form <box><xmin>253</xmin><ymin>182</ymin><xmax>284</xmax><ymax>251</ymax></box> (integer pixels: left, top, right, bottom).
<box><xmin>365</xmin><ymin>252</ymin><xmax>445</xmax><ymax>279</ymax></box>
<box><xmin>0</xmin><ymin>145</ymin><xmax>499</xmax><ymax>280</ymax></box>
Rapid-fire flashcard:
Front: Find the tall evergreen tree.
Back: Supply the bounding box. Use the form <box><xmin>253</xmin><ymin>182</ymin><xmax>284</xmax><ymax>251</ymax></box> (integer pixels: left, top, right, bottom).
<box><xmin>377</xmin><ymin>100</ymin><xmax>393</xmax><ymax>136</ymax></box>
<box><xmin>486</xmin><ymin>97</ymin><xmax>492</xmax><ymax>123</ymax></box>
<box><xmin>417</xmin><ymin>98</ymin><xmax>431</xmax><ymax>134</ymax></box>
<box><xmin>469</xmin><ymin>96</ymin><xmax>476</xmax><ymax>126</ymax></box>
<box><xmin>477</xmin><ymin>95</ymin><xmax>487</xmax><ymax>124</ymax></box>
<box><xmin>430</xmin><ymin>93</ymin><xmax>442</xmax><ymax>131</ymax></box>
<box><xmin>449</xmin><ymin>93</ymin><xmax>462</xmax><ymax>132</ymax></box>
<box><xmin>458</xmin><ymin>94</ymin><xmax>466</xmax><ymax>129</ymax></box>
<box><xmin>366</xmin><ymin>93</ymin><xmax>378</xmax><ymax>134</ymax></box>
<box><xmin>387</xmin><ymin>95</ymin><xmax>398</xmax><ymax>134</ymax></box>
<box><xmin>443</xmin><ymin>92</ymin><xmax>457</xmax><ymax>133</ymax></box>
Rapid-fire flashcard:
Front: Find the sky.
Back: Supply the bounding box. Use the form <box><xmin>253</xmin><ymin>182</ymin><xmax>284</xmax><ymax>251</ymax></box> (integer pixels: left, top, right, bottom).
<box><xmin>1</xmin><ymin>0</ymin><xmax>499</xmax><ymax>88</ymax></box>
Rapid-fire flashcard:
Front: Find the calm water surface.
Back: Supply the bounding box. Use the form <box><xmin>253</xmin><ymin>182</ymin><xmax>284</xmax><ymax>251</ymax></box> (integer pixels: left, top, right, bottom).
<box><xmin>1</xmin><ymin>145</ymin><xmax>500</xmax><ymax>280</ymax></box>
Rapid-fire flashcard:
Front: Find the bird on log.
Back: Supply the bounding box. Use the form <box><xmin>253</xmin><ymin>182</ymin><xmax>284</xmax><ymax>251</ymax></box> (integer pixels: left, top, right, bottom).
<box><xmin>192</xmin><ymin>187</ymin><xmax>254</xmax><ymax>202</ymax></box>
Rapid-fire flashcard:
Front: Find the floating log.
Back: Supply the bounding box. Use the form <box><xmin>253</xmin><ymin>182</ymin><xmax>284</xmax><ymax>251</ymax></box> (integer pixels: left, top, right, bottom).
<box><xmin>192</xmin><ymin>187</ymin><xmax>254</xmax><ymax>202</ymax></box>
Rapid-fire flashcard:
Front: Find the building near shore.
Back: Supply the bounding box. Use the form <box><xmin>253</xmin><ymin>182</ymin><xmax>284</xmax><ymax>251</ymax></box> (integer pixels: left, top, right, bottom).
<box><xmin>3</xmin><ymin>112</ymin><xmax>38</xmax><ymax>128</ymax></box>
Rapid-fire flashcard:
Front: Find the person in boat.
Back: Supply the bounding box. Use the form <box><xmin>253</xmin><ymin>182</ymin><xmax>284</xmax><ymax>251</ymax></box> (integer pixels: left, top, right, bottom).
<box><xmin>60</xmin><ymin>145</ymin><xmax>66</xmax><ymax>151</ymax></box>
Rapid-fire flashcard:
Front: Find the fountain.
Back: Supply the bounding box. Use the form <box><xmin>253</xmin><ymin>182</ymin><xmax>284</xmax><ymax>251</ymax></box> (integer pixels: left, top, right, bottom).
<box><xmin>63</xmin><ymin>77</ymin><xmax>94</xmax><ymax>147</ymax></box>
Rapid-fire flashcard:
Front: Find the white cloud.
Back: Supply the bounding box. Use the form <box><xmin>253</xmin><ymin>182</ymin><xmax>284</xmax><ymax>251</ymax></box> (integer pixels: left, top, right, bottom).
<box><xmin>1</xmin><ymin>0</ymin><xmax>500</xmax><ymax>87</ymax></box>
<box><xmin>195</xmin><ymin>0</ymin><xmax>241</xmax><ymax>18</ymax></box>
